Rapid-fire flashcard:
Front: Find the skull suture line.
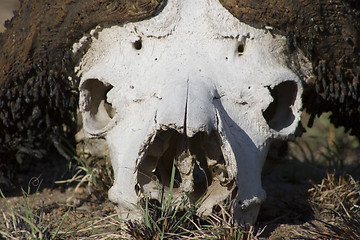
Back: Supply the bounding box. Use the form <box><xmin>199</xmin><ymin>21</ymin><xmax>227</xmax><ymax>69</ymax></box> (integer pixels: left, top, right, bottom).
<box><xmin>75</xmin><ymin>0</ymin><xmax>304</xmax><ymax>224</ymax></box>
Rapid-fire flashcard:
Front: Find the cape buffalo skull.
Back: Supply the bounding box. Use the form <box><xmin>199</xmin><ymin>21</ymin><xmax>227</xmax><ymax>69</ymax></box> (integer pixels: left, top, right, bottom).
<box><xmin>75</xmin><ymin>0</ymin><xmax>305</xmax><ymax>224</ymax></box>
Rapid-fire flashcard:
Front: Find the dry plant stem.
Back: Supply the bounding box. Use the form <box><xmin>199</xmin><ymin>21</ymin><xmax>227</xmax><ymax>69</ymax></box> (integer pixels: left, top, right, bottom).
<box><xmin>298</xmin><ymin>172</ymin><xmax>360</xmax><ymax>240</ymax></box>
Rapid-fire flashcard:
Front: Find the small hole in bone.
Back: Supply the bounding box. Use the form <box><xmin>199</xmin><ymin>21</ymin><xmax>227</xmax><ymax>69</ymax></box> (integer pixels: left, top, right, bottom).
<box><xmin>80</xmin><ymin>79</ymin><xmax>114</xmax><ymax>131</ymax></box>
<box><xmin>237</xmin><ymin>43</ymin><xmax>245</xmax><ymax>55</ymax></box>
<box><xmin>133</xmin><ymin>39</ymin><xmax>142</xmax><ymax>50</ymax></box>
<box><xmin>263</xmin><ymin>81</ymin><xmax>298</xmax><ymax>132</ymax></box>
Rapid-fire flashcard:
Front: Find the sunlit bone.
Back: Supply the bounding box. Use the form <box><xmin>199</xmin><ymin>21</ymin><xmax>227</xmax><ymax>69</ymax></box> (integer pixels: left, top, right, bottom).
<box><xmin>75</xmin><ymin>0</ymin><xmax>305</xmax><ymax>224</ymax></box>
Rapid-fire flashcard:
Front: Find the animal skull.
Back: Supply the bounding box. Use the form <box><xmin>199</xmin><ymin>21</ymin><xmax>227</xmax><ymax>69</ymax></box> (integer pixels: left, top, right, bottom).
<box><xmin>75</xmin><ymin>0</ymin><xmax>304</xmax><ymax>224</ymax></box>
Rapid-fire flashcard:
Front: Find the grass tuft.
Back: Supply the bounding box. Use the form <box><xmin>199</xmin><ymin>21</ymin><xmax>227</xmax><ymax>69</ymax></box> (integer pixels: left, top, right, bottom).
<box><xmin>0</xmin><ymin>179</ymin><xmax>69</xmax><ymax>240</ymax></box>
<box><xmin>298</xmin><ymin>172</ymin><xmax>360</xmax><ymax>239</ymax></box>
<box><xmin>125</xmin><ymin>161</ymin><xmax>202</xmax><ymax>239</ymax></box>
<box><xmin>125</xmin><ymin>161</ymin><xmax>264</xmax><ymax>240</ymax></box>
<box><xmin>56</xmin><ymin>139</ymin><xmax>113</xmax><ymax>198</ymax></box>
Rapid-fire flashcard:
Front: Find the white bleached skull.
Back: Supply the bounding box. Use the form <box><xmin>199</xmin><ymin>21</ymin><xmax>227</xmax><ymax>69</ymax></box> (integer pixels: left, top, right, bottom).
<box><xmin>75</xmin><ymin>0</ymin><xmax>304</xmax><ymax>224</ymax></box>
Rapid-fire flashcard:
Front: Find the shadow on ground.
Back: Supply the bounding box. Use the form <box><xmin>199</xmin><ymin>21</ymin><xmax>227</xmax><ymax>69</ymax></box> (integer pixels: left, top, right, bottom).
<box><xmin>1</xmin><ymin>150</ymin><xmax>76</xmax><ymax>197</ymax></box>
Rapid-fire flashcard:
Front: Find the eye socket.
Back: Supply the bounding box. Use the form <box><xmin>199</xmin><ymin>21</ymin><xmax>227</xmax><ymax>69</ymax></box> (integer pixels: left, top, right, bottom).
<box><xmin>263</xmin><ymin>81</ymin><xmax>298</xmax><ymax>132</ymax></box>
<box><xmin>80</xmin><ymin>79</ymin><xmax>115</xmax><ymax>133</ymax></box>
<box><xmin>133</xmin><ymin>39</ymin><xmax>142</xmax><ymax>50</ymax></box>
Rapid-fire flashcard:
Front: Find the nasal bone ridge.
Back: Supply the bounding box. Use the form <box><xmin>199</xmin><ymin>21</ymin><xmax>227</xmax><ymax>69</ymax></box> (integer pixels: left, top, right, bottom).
<box><xmin>156</xmin><ymin>79</ymin><xmax>219</xmax><ymax>137</ymax></box>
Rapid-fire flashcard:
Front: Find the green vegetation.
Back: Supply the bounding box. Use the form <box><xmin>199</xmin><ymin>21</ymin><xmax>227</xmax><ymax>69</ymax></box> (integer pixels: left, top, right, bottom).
<box><xmin>0</xmin><ymin>180</ymin><xmax>69</xmax><ymax>240</ymax></box>
<box><xmin>124</xmin><ymin>161</ymin><xmax>264</xmax><ymax>240</ymax></box>
<box><xmin>0</xmin><ymin>113</ymin><xmax>359</xmax><ymax>239</ymax></box>
<box><xmin>55</xmin><ymin>139</ymin><xmax>114</xmax><ymax>195</ymax></box>
<box><xmin>299</xmin><ymin>173</ymin><xmax>360</xmax><ymax>239</ymax></box>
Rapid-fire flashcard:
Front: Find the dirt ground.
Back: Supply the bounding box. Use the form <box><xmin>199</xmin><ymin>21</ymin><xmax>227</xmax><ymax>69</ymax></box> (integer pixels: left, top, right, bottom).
<box><xmin>0</xmin><ymin>153</ymin><xmax>121</xmax><ymax>239</ymax></box>
<box><xmin>2</xmin><ymin>115</ymin><xmax>359</xmax><ymax>239</ymax></box>
<box><xmin>2</xmin><ymin>133</ymin><xmax>359</xmax><ymax>240</ymax></box>
<box><xmin>0</xmin><ymin>149</ymin><xmax>318</xmax><ymax>239</ymax></box>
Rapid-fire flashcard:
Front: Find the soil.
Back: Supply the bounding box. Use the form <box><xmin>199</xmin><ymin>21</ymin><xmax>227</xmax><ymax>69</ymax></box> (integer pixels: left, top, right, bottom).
<box><xmin>0</xmin><ymin>153</ymin><xmax>123</xmax><ymax>239</ymax></box>
<box><xmin>0</xmin><ymin>151</ymin><xmax>318</xmax><ymax>239</ymax></box>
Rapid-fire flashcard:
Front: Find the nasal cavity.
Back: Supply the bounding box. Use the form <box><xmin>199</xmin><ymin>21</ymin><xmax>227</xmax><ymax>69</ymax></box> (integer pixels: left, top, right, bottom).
<box><xmin>136</xmin><ymin>130</ymin><xmax>226</xmax><ymax>202</ymax></box>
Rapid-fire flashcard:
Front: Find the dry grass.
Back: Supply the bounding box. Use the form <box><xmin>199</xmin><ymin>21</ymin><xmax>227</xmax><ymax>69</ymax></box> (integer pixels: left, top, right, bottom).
<box><xmin>55</xmin><ymin>140</ymin><xmax>114</xmax><ymax>198</ymax></box>
<box><xmin>124</xmin><ymin>197</ymin><xmax>265</xmax><ymax>240</ymax></box>
<box><xmin>2</xmin><ymin>143</ymin><xmax>263</xmax><ymax>240</ymax></box>
<box><xmin>0</xmin><ymin>183</ymin><xmax>68</xmax><ymax>240</ymax></box>
<box><xmin>296</xmin><ymin>172</ymin><xmax>360</xmax><ymax>239</ymax></box>
<box><xmin>2</xmin><ymin>114</ymin><xmax>360</xmax><ymax>239</ymax></box>
<box><xmin>310</xmin><ymin>172</ymin><xmax>360</xmax><ymax>219</ymax></box>
<box><xmin>123</xmin><ymin>162</ymin><xmax>265</xmax><ymax>240</ymax></box>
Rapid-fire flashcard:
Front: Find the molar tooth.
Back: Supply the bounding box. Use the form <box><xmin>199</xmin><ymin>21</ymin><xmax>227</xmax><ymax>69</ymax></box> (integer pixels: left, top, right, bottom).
<box><xmin>176</xmin><ymin>152</ymin><xmax>194</xmax><ymax>174</ymax></box>
<box><xmin>175</xmin><ymin>140</ymin><xmax>195</xmax><ymax>193</ymax></box>
<box><xmin>176</xmin><ymin>156</ymin><xmax>195</xmax><ymax>193</ymax></box>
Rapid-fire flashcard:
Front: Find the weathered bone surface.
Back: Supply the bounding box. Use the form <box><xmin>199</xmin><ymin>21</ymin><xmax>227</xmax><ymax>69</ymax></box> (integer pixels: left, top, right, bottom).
<box><xmin>75</xmin><ymin>0</ymin><xmax>304</xmax><ymax>224</ymax></box>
